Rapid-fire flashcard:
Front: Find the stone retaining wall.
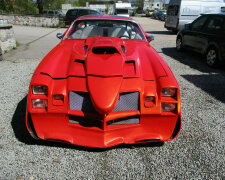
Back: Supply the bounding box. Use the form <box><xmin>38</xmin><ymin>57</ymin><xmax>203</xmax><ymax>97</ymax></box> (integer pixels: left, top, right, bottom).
<box><xmin>0</xmin><ymin>14</ymin><xmax>59</xmax><ymax>27</ymax></box>
<box><xmin>0</xmin><ymin>24</ymin><xmax>16</xmax><ymax>59</ymax></box>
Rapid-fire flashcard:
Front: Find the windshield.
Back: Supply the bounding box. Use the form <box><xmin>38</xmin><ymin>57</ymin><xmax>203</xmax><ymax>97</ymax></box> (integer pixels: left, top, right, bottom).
<box><xmin>68</xmin><ymin>19</ymin><xmax>145</xmax><ymax>40</ymax></box>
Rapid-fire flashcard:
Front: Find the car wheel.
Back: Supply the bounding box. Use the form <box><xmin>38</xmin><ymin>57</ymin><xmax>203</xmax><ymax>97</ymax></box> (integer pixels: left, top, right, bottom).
<box><xmin>176</xmin><ymin>36</ymin><xmax>183</xmax><ymax>51</ymax></box>
<box><xmin>206</xmin><ymin>47</ymin><xmax>218</xmax><ymax>67</ymax></box>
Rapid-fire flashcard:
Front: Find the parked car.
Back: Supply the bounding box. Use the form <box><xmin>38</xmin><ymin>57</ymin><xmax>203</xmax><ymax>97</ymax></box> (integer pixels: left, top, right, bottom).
<box><xmin>26</xmin><ymin>15</ymin><xmax>181</xmax><ymax>148</ymax></box>
<box><xmin>152</xmin><ymin>10</ymin><xmax>159</xmax><ymax>19</ymax></box>
<box><xmin>165</xmin><ymin>0</ymin><xmax>222</xmax><ymax>32</ymax></box>
<box><xmin>176</xmin><ymin>14</ymin><xmax>225</xmax><ymax>67</ymax></box>
<box><xmin>146</xmin><ymin>9</ymin><xmax>156</xmax><ymax>17</ymax></box>
<box><xmin>135</xmin><ymin>9</ymin><xmax>146</xmax><ymax>17</ymax></box>
<box><xmin>43</xmin><ymin>10</ymin><xmax>65</xmax><ymax>20</ymax></box>
<box><xmin>159</xmin><ymin>11</ymin><xmax>167</xmax><ymax>21</ymax></box>
<box><xmin>64</xmin><ymin>8</ymin><xmax>101</xmax><ymax>25</ymax></box>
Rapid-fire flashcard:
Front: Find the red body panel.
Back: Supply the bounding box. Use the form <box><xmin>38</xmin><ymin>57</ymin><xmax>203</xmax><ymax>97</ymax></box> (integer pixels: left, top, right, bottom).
<box><xmin>26</xmin><ymin>16</ymin><xmax>181</xmax><ymax>148</ymax></box>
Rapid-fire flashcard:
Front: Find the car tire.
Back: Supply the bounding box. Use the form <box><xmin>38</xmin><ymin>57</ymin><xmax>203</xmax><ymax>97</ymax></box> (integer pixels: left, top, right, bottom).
<box><xmin>206</xmin><ymin>47</ymin><xmax>218</xmax><ymax>67</ymax></box>
<box><xmin>176</xmin><ymin>36</ymin><xmax>183</xmax><ymax>51</ymax></box>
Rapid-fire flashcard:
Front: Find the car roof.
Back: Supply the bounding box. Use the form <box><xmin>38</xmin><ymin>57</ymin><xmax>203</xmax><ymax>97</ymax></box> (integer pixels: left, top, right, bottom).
<box><xmin>76</xmin><ymin>15</ymin><xmax>135</xmax><ymax>22</ymax></box>
<box><xmin>201</xmin><ymin>13</ymin><xmax>225</xmax><ymax>16</ymax></box>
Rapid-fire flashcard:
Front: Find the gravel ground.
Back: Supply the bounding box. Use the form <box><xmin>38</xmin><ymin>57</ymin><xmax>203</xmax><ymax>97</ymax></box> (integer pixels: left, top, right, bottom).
<box><xmin>0</xmin><ymin>17</ymin><xmax>224</xmax><ymax>179</ymax></box>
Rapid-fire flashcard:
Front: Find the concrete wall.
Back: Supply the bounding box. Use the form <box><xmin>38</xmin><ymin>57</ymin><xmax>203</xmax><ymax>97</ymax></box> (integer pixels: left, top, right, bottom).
<box><xmin>0</xmin><ymin>24</ymin><xmax>16</xmax><ymax>58</ymax></box>
<box><xmin>0</xmin><ymin>14</ymin><xmax>59</xmax><ymax>27</ymax></box>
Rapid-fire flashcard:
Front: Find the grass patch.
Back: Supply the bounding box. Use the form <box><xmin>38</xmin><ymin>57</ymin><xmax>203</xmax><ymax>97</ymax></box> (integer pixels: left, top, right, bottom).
<box><xmin>16</xmin><ymin>41</ymin><xmax>20</xmax><ymax>47</ymax></box>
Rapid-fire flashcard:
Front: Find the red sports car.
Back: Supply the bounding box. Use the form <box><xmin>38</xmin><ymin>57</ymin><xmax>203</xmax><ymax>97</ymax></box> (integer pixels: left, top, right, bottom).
<box><xmin>26</xmin><ymin>15</ymin><xmax>181</xmax><ymax>148</ymax></box>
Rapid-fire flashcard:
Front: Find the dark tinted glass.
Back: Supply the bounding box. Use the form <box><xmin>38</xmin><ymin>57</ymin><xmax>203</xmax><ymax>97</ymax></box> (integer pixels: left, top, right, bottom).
<box><xmin>207</xmin><ymin>16</ymin><xmax>224</xmax><ymax>30</ymax></box>
<box><xmin>192</xmin><ymin>15</ymin><xmax>208</xmax><ymax>29</ymax></box>
<box><xmin>67</xmin><ymin>9</ymin><xmax>77</xmax><ymax>16</ymax></box>
<box><xmin>167</xmin><ymin>5</ymin><xmax>179</xmax><ymax>16</ymax></box>
<box><xmin>48</xmin><ymin>11</ymin><xmax>54</xmax><ymax>15</ymax></box>
<box><xmin>78</xmin><ymin>9</ymin><xmax>89</xmax><ymax>16</ymax></box>
<box><xmin>90</xmin><ymin>10</ymin><xmax>99</xmax><ymax>14</ymax></box>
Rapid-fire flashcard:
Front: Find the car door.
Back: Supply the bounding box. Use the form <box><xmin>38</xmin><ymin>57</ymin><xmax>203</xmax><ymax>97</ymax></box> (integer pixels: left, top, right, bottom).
<box><xmin>183</xmin><ymin>15</ymin><xmax>208</xmax><ymax>50</ymax></box>
<box><xmin>203</xmin><ymin>15</ymin><xmax>224</xmax><ymax>54</ymax></box>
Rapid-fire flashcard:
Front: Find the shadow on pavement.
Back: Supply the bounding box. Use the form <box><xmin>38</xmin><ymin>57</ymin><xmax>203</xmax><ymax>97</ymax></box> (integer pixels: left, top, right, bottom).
<box><xmin>162</xmin><ymin>47</ymin><xmax>225</xmax><ymax>73</ymax></box>
<box><xmin>182</xmin><ymin>74</ymin><xmax>225</xmax><ymax>103</ymax></box>
<box><xmin>162</xmin><ymin>47</ymin><xmax>225</xmax><ymax>103</ymax></box>
<box><xmin>11</xmin><ymin>96</ymin><xmax>164</xmax><ymax>152</ymax></box>
<box><xmin>146</xmin><ymin>31</ymin><xmax>175</xmax><ymax>35</ymax></box>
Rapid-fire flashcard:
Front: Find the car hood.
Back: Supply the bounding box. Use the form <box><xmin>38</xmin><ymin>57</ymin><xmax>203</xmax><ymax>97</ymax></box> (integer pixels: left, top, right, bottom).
<box><xmin>35</xmin><ymin>37</ymin><xmax>167</xmax><ymax>81</ymax></box>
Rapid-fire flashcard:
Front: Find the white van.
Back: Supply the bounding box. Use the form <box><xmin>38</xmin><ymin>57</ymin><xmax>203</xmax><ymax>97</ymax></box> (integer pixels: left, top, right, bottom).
<box><xmin>165</xmin><ymin>0</ymin><xmax>222</xmax><ymax>32</ymax></box>
<box><xmin>114</xmin><ymin>2</ymin><xmax>131</xmax><ymax>17</ymax></box>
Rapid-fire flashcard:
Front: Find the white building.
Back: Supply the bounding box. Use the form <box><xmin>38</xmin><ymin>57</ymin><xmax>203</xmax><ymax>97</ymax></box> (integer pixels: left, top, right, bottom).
<box><xmin>144</xmin><ymin>0</ymin><xmax>165</xmax><ymax>10</ymax></box>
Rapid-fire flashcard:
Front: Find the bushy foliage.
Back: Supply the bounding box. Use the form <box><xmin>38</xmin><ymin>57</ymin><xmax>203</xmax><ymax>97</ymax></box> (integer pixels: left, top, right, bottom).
<box><xmin>0</xmin><ymin>0</ymin><xmax>38</xmax><ymax>14</ymax></box>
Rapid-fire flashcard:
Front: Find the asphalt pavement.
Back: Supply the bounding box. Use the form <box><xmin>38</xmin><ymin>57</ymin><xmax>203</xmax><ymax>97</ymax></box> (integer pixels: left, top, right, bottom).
<box><xmin>0</xmin><ymin>17</ymin><xmax>224</xmax><ymax>179</ymax></box>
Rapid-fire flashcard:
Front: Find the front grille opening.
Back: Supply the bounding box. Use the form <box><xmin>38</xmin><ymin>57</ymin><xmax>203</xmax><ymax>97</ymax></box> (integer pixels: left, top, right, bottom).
<box><xmin>69</xmin><ymin>115</ymin><xmax>102</xmax><ymax>128</ymax></box>
<box><xmin>69</xmin><ymin>91</ymin><xmax>97</xmax><ymax>113</ymax></box>
<box><xmin>107</xmin><ymin>116</ymin><xmax>140</xmax><ymax>125</ymax></box>
<box><xmin>92</xmin><ymin>47</ymin><xmax>119</xmax><ymax>54</ymax></box>
<box><xmin>113</xmin><ymin>92</ymin><xmax>139</xmax><ymax>112</ymax></box>
<box><xmin>136</xmin><ymin>139</ymin><xmax>160</xmax><ymax>143</ymax></box>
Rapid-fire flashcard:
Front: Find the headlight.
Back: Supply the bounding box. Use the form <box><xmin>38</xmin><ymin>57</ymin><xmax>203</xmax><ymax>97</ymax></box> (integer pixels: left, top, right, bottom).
<box><xmin>32</xmin><ymin>99</ymin><xmax>47</xmax><ymax>109</ymax></box>
<box><xmin>162</xmin><ymin>88</ymin><xmax>177</xmax><ymax>97</ymax></box>
<box><xmin>32</xmin><ymin>85</ymin><xmax>48</xmax><ymax>95</ymax></box>
<box><xmin>161</xmin><ymin>103</ymin><xmax>176</xmax><ymax>112</ymax></box>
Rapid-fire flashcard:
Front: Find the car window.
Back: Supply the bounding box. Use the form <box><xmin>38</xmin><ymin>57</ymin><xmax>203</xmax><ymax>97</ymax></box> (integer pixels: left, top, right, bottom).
<box><xmin>192</xmin><ymin>15</ymin><xmax>208</xmax><ymax>29</ymax></box>
<box><xmin>67</xmin><ymin>10</ymin><xmax>77</xmax><ymax>16</ymax></box>
<box><xmin>167</xmin><ymin>5</ymin><xmax>179</xmax><ymax>16</ymax></box>
<box><xmin>90</xmin><ymin>10</ymin><xmax>99</xmax><ymax>14</ymax></box>
<box><xmin>48</xmin><ymin>11</ymin><xmax>54</xmax><ymax>15</ymax></box>
<box><xmin>207</xmin><ymin>16</ymin><xmax>224</xmax><ymax>30</ymax></box>
<box><xmin>68</xmin><ymin>20</ymin><xmax>145</xmax><ymax>40</ymax></box>
<box><xmin>78</xmin><ymin>9</ymin><xmax>89</xmax><ymax>16</ymax></box>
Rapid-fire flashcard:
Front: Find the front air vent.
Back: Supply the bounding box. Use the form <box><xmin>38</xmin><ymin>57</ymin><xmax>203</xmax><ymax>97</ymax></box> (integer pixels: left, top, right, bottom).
<box><xmin>121</xmin><ymin>45</ymin><xmax>125</xmax><ymax>53</ymax></box>
<box><xmin>84</xmin><ymin>45</ymin><xmax>88</xmax><ymax>53</ymax></box>
<box><xmin>69</xmin><ymin>91</ymin><xmax>96</xmax><ymax>112</ymax></box>
<box><xmin>124</xmin><ymin>61</ymin><xmax>136</xmax><ymax>77</ymax></box>
<box><xmin>113</xmin><ymin>92</ymin><xmax>139</xmax><ymax>112</ymax></box>
<box><xmin>136</xmin><ymin>139</ymin><xmax>160</xmax><ymax>143</ymax></box>
<box><xmin>92</xmin><ymin>47</ymin><xmax>119</xmax><ymax>54</ymax></box>
<box><xmin>107</xmin><ymin>116</ymin><xmax>140</xmax><ymax>125</ymax></box>
<box><xmin>69</xmin><ymin>115</ymin><xmax>102</xmax><ymax>128</ymax></box>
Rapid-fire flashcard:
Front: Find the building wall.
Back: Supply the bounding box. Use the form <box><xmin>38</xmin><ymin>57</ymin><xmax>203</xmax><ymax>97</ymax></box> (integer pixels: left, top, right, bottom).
<box><xmin>0</xmin><ymin>14</ymin><xmax>59</xmax><ymax>27</ymax></box>
<box><xmin>144</xmin><ymin>0</ymin><xmax>165</xmax><ymax>10</ymax></box>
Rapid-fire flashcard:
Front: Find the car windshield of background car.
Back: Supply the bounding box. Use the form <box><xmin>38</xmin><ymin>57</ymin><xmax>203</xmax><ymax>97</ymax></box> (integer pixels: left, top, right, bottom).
<box><xmin>68</xmin><ymin>20</ymin><xmax>145</xmax><ymax>40</ymax></box>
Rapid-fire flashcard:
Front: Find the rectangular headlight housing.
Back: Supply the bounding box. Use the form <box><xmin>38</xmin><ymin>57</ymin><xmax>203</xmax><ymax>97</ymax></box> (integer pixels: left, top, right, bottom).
<box><xmin>162</xmin><ymin>88</ymin><xmax>177</xmax><ymax>97</ymax></box>
<box><xmin>161</xmin><ymin>103</ymin><xmax>177</xmax><ymax>113</ymax></box>
<box><xmin>32</xmin><ymin>85</ymin><xmax>48</xmax><ymax>95</ymax></box>
<box><xmin>32</xmin><ymin>99</ymin><xmax>47</xmax><ymax>109</ymax></box>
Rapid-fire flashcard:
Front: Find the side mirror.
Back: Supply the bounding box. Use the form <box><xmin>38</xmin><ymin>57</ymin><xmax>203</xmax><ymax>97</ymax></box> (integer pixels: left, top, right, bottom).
<box><xmin>146</xmin><ymin>35</ymin><xmax>154</xmax><ymax>42</ymax></box>
<box><xmin>56</xmin><ymin>33</ymin><xmax>63</xmax><ymax>39</ymax></box>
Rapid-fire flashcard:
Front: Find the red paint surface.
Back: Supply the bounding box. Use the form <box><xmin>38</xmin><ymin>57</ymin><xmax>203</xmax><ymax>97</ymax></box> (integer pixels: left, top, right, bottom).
<box><xmin>26</xmin><ymin>16</ymin><xmax>182</xmax><ymax>148</ymax></box>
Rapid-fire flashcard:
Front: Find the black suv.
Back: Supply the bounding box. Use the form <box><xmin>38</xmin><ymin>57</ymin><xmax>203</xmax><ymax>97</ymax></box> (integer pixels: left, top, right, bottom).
<box><xmin>64</xmin><ymin>8</ymin><xmax>101</xmax><ymax>25</ymax></box>
<box><xmin>176</xmin><ymin>14</ymin><xmax>225</xmax><ymax>67</ymax></box>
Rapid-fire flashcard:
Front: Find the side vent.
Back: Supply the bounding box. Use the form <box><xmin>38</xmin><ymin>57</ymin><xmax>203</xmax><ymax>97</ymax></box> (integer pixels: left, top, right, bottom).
<box><xmin>84</xmin><ymin>45</ymin><xmax>88</xmax><ymax>53</ymax></box>
<box><xmin>74</xmin><ymin>59</ymin><xmax>85</xmax><ymax>76</ymax></box>
<box><xmin>92</xmin><ymin>47</ymin><xmax>119</xmax><ymax>54</ymax></box>
<box><xmin>124</xmin><ymin>61</ymin><xmax>136</xmax><ymax>77</ymax></box>
<box><xmin>121</xmin><ymin>45</ymin><xmax>125</xmax><ymax>53</ymax></box>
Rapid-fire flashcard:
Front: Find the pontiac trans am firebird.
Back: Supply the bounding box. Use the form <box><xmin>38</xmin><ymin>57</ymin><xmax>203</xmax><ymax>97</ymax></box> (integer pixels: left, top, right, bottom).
<box><xmin>26</xmin><ymin>15</ymin><xmax>181</xmax><ymax>148</ymax></box>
